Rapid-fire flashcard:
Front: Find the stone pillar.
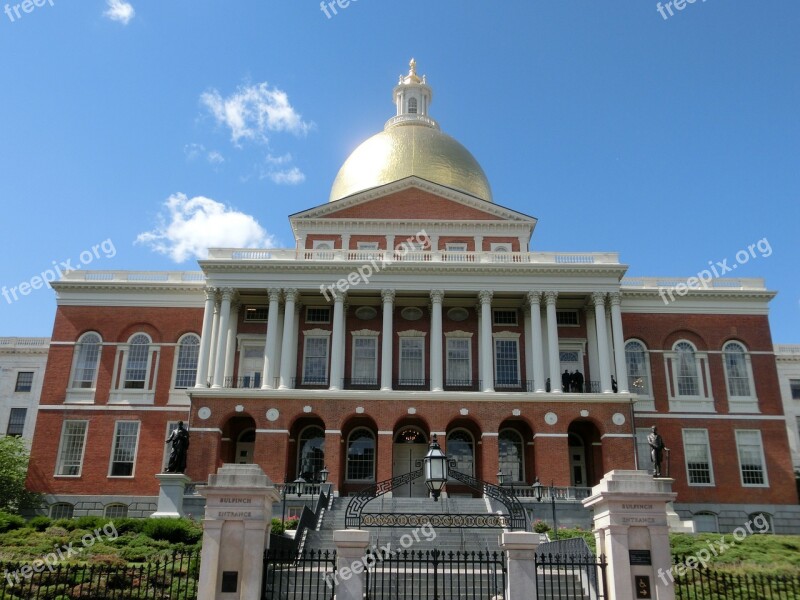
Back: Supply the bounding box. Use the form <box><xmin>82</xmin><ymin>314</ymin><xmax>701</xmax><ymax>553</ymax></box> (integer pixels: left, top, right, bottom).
<box><xmin>196</xmin><ymin>288</ymin><xmax>217</xmax><ymax>388</ymax></box>
<box><xmin>198</xmin><ymin>464</ymin><xmax>280</xmax><ymax>600</ymax></box>
<box><xmin>528</xmin><ymin>291</ymin><xmax>546</xmax><ymax>393</ymax></box>
<box><xmin>223</xmin><ymin>302</ymin><xmax>240</xmax><ymax>385</ymax></box>
<box><xmin>207</xmin><ymin>296</ymin><xmax>221</xmax><ymax>385</ymax></box>
<box><xmin>609</xmin><ymin>292</ymin><xmax>629</xmax><ymax>393</ymax></box>
<box><xmin>332</xmin><ymin>530</ymin><xmax>371</xmax><ymax>600</ymax></box>
<box><xmin>500</xmin><ymin>531</ymin><xmax>540</xmax><ymax>600</ymax></box>
<box><xmin>430</xmin><ymin>290</ymin><xmax>444</xmax><ymax>391</ymax></box>
<box><xmin>279</xmin><ymin>289</ymin><xmax>299</xmax><ymax>389</ymax></box>
<box><xmin>544</xmin><ymin>291</ymin><xmax>561</xmax><ymax>393</ymax></box>
<box><xmin>261</xmin><ymin>288</ymin><xmax>282</xmax><ymax>390</ymax></box>
<box><xmin>329</xmin><ymin>291</ymin><xmax>346</xmax><ymax>390</ymax></box>
<box><xmin>605</xmin><ymin>305</ymin><xmax>616</xmax><ymax>380</ymax></box>
<box><xmin>212</xmin><ymin>288</ymin><xmax>234</xmax><ymax>388</ymax></box>
<box><xmin>592</xmin><ymin>292</ymin><xmax>613</xmax><ymax>393</ymax></box>
<box><xmin>585</xmin><ymin>306</ymin><xmax>600</xmax><ymax>391</ymax></box>
<box><xmin>380</xmin><ymin>289</ymin><xmax>395</xmax><ymax>391</ymax></box>
<box><xmin>151</xmin><ymin>473</ymin><xmax>191</xmax><ymax>518</ymax></box>
<box><xmin>582</xmin><ymin>470</ymin><xmax>677</xmax><ymax>600</ymax></box>
<box><xmin>479</xmin><ymin>290</ymin><xmax>494</xmax><ymax>392</ymax></box>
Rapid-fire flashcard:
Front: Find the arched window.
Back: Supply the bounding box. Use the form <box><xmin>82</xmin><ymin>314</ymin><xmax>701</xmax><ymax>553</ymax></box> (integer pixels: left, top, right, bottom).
<box><xmin>346</xmin><ymin>428</ymin><xmax>375</xmax><ymax>481</ymax></box>
<box><xmin>447</xmin><ymin>429</ymin><xmax>475</xmax><ymax>478</ymax></box>
<box><xmin>693</xmin><ymin>511</ymin><xmax>719</xmax><ymax>533</ymax></box>
<box><xmin>104</xmin><ymin>503</ymin><xmax>129</xmax><ymax>519</ymax></box>
<box><xmin>499</xmin><ymin>429</ymin><xmax>524</xmax><ymax>483</ymax></box>
<box><xmin>174</xmin><ymin>334</ymin><xmax>200</xmax><ymax>389</ymax></box>
<box><xmin>674</xmin><ymin>341</ymin><xmax>699</xmax><ymax>396</ymax></box>
<box><xmin>71</xmin><ymin>333</ymin><xmax>102</xmax><ymax>389</ymax></box>
<box><xmin>723</xmin><ymin>342</ymin><xmax>752</xmax><ymax>398</ymax></box>
<box><xmin>50</xmin><ymin>503</ymin><xmax>74</xmax><ymax>520</ymax></box>
<box><xmin>124</xmin><ymin>334</ymin><xmax>151</xmax><ymax>389</ymax></box>
<box><xmin>298</xmin><ymin>426</ymin><xmax>326</xmax><ymax>481</ymax></box>
<box><xmin>625</xmin><ymin>340</ymin><xmax>651</xmax><ymax>397</ymax></box>
<box><xmin>408</xmin><ymin>97</ymin><xmax>418</xmax><ymax>114</ymax></box>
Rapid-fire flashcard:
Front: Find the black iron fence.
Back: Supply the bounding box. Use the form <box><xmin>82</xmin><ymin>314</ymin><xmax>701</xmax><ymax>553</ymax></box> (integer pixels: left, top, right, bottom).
<box><xmin>263</xmin><ymin>548</ymin><xmax>336</xmax><ymax>600</ymax></box>
<box><xmin>673</xmin><ymin>556</ymin><xmax>800</xmax><ymax>599</ymax></box>
<box><xmin>364</xmin><ymin>548</ymin><xmax>506</xmax><ymax>600</ymax></box>
<box><xmin>0</xmin><ymin>551</ymin><xmax>199</xmax><ymax>600</ymax></box>
<box><xmin>535</xmin><ymin>537</ymin><xmax>608</xmax><ymax>600</ymax></box>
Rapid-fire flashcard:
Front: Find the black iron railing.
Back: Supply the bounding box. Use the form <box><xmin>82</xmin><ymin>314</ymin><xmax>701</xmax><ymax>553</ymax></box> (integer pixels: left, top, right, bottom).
<box><xmin>443</xmin><ymin>379</ymin><xmax>480</xmax><ymax>391</ymax></box>
<box><xmin>343</xmin><ymin>378</ymin><xmax>380</xmax><ymax>390</ymax></box>
<box><xmin>673</xmin><ymin>556</ymin><xmax>800</xmax><ymax>599</ymax></box>
<box><xmin>393</xmin><ymin>378</ymin><xmax>430</xmax><ymax>390</ymax></box>
<box><xmin>263</xmin><ymin>548</ymin><xmax>336</xmax><ymax>600</ymax></box>
<box><xmin>534</xmin><ymin>549</ymin><xmax>608</xmax><ymax>600</ymax></box>
<box><xmin>292</xmin><ymin>377</ymin><xmax>329</xmax><ymax>389</ymax></box>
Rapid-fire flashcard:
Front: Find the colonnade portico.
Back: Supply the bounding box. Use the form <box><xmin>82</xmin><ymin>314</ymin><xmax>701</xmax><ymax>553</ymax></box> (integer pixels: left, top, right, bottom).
<box><xmin>194</xmin><ymin>286</ymin><xmax>629</xmax><ymax>393</ymax></box>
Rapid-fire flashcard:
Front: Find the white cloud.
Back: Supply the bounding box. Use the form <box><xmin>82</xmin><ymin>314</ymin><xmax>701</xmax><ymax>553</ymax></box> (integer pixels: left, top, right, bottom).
<box><xmin>200</xmin><ymin>82</ymin><xmax>313</xmax><ymax>145</ymax></box>
<box><xmin>136</xmin><ymin>193</ymin><xmax>275</xmax><ymax>262</ymax></box>
<box><xmin>184</xmin><ymin>144</ymin><xmax>225</xmax><ymax>165</ymax></box>
<box><xmin>264</xmin><ymin>167</ymin><xmax>305</xmax><ymax>185</ymax></box>
<box><xmin>207</xmin><ymin>150</ymin><xmax>225</xmax><ymax>165</ymax></box>
<box><xmin>104</xmin><ymin>0</ymin><xmax>135</xmax><ymax>25</ymax></box>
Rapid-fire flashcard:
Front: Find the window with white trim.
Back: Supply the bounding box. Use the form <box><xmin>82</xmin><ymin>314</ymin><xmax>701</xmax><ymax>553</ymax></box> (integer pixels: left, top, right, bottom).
<box><xmin>791</xmin><ymin>380</ymin><xmax>800</xmax><ymax>400</ymax></box>
<box><xmin>14</xmin><ymin>372</ymin><xmax>33</xmax><ymax>392</ymax></box>
<box><xmin>625</xmin><ymin>340</ymin><xmax>652</xmax><ymax>397</ymax></box>
<box><xmin>723</xmin><ymin>341</ymin><xmax>753</xmax><ymax>398</ymax></box>
<box><xmin>105</xmin><ymin>504</ymin><xmax>128</xmax><ymax>519</ymax></box>
<box><xmin>499</xmin><ymin>429</ymin><xmax>524</xmax><ymax>482</ymax></box>
<box><xmin>407</xmin><ymin>97</ymin><xmax>418</xmax><ymax>114</ymax></box>
<box><xmin>50</xmin><ymin>503</ymin><xmax>74</xmax><ymax>520</ymax></box>
<box><xmin>399</xmin><ymin>337</ymin><xmax>425</xmax><ymax>384</ymax></box>
<box><xmin>356</xmin><ymin>242</ymin><xmax>379</xmax><ymax>260</ymax></box>
<box><xmin>313</xmin><ymin>240</ymin><xmax>335</xmax><ymax>260</ymax></box>
<box><xmin>302</xmin><ymin>336</ymin><xmax>329</xmax><ymax>385</ymax></box>
<box><xmin>56</xmin><ymin>420</ymin><xmax>88</xmax><ymax>477</ymax></box>
<box><xmin>556</xmin><ymin>310</ymin><xmax>579</xmax><ymax>327</ymax></box>
<box><xmin>351</xmin><ymin>337</ymin><xmax>378</xmax><ymax>383</ymax></box>
<box><xmin>174</xmin><ymin>334</ymin><xmax>200</xmax><ymax>389</ymax></box>
<box><xmin>346</xmin><ymin>428</ymin><xmax>375</xmax><ymax>481</ymax></box>
<box><xmin>244</xmin><ymin>306</ymin><xmax>268</xmax><ymax>322</ymax></box>
<box><xmin>306</xmin><ymin>307</ymin><xmax>331</xmax><ymax>324</ymax></box>
<box><xmin>494</xmin><ymin>339</ymin><xmax>520</xmax><ymax>387</ymax></box>
<box><xmin>736</xmin><ymin>430</ymin><xmax>768</xmax><ymax>486</ymax></box>
<box><xmin>109</xmin><ymin>421</ymin><xmax>140</xmax><ymax>477</ymax></box>
<box><xmin>446</xmin><ymin>338</ymin><xmax>471</xmax><ymax>385</ymax></box>
<box><xmin>445</xmin><ymin>243</ymin><xmax>468</xmax><ymax>262</ymax></box>
<box><xmin>493</xmin><ymin>310</ymin><xmax>518</xmax><ymax>326</ymax></box>
<box><xmin>6</xmin><ymin>408</ymin><xmax>26</xmax><ymax>436</ymax></box>
<box><xmin>123</xmin><ymin>334</ymin><xmax>151</xmax><ymax>389</ymax></box>
<box><xmin>71</xmin><ymin>333</ymin><xmax>102</xmax><ymax>389</ymax></box>
<box><xmin>682</xmin><ymin>429</ymin><xmax>714</xmax><ymax>485</ymax></box>
<box><xmin>298</xmin><ymin>426</ymin><xmax>326</xmax><ymax>481</ymax></box>
<box><xmin>693</xmin><ymin>512</ymin><xmax>719</xmax><ymax>533</ymax></box>
<box><xmin>675</xmin><ymin>341</ymin><xmax>700</xmax><ymax>396</ymax></box>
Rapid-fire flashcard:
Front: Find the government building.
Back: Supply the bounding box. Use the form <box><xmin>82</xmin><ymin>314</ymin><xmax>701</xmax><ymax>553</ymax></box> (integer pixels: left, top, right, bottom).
<box><xmin>26</xmin><ymin>61</ymin><xmax>800</xmax><ymax>532</ymax></box>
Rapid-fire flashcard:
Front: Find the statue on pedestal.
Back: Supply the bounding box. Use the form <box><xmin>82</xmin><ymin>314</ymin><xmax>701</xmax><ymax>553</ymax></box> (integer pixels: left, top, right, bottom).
<box><xmin>647</xmin><ymin>425</ymin><xmax>667</xmax><ymax>477</ymax></box>
<box><xmin>165</xmin><ymin>421</ymin><xmax>190</xmax><ymax>474</ymax></box>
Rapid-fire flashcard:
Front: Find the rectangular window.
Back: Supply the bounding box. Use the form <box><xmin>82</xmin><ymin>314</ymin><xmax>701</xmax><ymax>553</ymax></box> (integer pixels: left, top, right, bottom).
<box><xmin>6</xmin><ymin>408</ymin><xmax>27</xmax><ymax>436</ymax></box>
<box><xmin>446</xmin><ymin>338</ymin><xmax>471</xmax><ymax>385</ymax></box>
<box><xmin>493</xmin><ymin>310</ymin><xmax>518</xmax><ymax>326</ymax></box>
<box><xmin>790</xmin><ymin>379</ymin><xmax>800</xmax><ymax>400</ymax></box>
<box><xmin>556</xmin><ymin>310</ymin><xmax>580</xmax><ymax>326</ymax></box>
<box><xmin>736</xmin><ymin>430</ymin><xmax>767</xmax><ymax>486</ymax></box>
<box><xmin>399</xmin><ymin>338</ymin><xmax>425</xmax><ymax>384</ymax></box>
<box><xmin>445</xmin><ymin>243</ymin><xmax>468</xmax><ymax>262</ymax></box>
<box><xmin>244</xmin><ymin>306</ymin><xmax>269</xmax><ymax>322</ymax></box>
<box><xmin>352</xmin><ymin>337</ymin><xmax>378</xmax><ymax>383</ymax></box>
<box><xmin>56</xmin><ymin>421</ymin><xmax>88</xmax><ymax>477</ymax></box>
<box><xmin>109</xmin><ymin>421</ymin><xmax>140</xmax><ymax>477</ymax></box>
<box><xmin>306</xmin><ymin>307</ymin><xmax>331</xmax><ymax>324</ymax></box>
<box><xmin>495</xmin><ymin>339</ymin><xmax>520</xmax><ymax>387</ymax></box>
<box><xmin>683</xmin><ymin>429</ymin><xmax>714</xmax><ymax>485</ymax></box>
<box><xmin>635</xmin><ymin>428</ymin><xmax>651</xmax><ymax>471</ymax></box>
<box><xmin>302</xmin><ymin>336</ymin><xmax>329</xmax><ymax>385</ymax></box>
<box><xmin>14</xmin><ymin>372</ymin><xmax>33</xmax><ymax>392</ymax></box>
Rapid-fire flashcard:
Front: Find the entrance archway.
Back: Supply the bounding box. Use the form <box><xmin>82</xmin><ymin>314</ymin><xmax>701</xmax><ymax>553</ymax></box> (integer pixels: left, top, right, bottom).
<box><xmin>221</xmin><ymin>415</ymin><xmax>257</xmax><ymax>465</ymax></box>
<box><xmin>236</xmin><ymin>429</ymin><xmax>255</xmax><ymax>464</ymax></box>
<box><xmin>567</xmin><ymin>420</ymin><xmax>603</xmax><ymax>487</ymax></box>
<box><xmin>392</xmin><ymin>427</ymin><xmax>429</xmax><ymax>497</ymax></box>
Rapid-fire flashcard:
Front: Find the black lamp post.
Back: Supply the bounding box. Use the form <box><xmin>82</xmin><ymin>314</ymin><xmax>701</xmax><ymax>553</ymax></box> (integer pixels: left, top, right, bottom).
<box><xmin>424</xmin><ymin>434</ymin><xmax>448</xmax><ymax>501</ymax></box>
<box><xmin>319</xmin><ymin>465</ymin><xmax>329</xmax><ymax>485</ymax></box>
<box><xmin>532</xmin><ymin>477</ymin><xmax>559</xmax><ymax>539</ymax></box>
<box><xmin>497</xmin><ymin>470</ymin><xmax>505</xmax><ymax>486</ymax></box>
<box><xmin>281</xmin><ymin>476</ymin><xmax>288</xmax><ymax>524</ymax></box>
<box><xmin>294</xmin><ymin>476</ymin><xmax>307</xmax><ymax>497</ymax></box>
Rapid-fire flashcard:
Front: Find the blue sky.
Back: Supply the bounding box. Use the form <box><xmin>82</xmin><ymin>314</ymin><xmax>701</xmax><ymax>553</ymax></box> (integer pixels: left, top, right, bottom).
<box><xmin>0</xmin><ymin>1</ymin><xmax>798</xmax><ymax>342</ymax></box>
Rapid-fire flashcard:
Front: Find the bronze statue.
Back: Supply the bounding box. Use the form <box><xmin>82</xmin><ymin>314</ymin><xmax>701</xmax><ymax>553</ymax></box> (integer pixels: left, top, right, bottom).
<box><xmin>647</xmin><ymin>425</ymin><xmax>667</xmax><ymax>477</ymax></box>
<box><xmin>165</xmin><ymin>421</ymin><xmax>190</xmax><ymax>473</ymax></box>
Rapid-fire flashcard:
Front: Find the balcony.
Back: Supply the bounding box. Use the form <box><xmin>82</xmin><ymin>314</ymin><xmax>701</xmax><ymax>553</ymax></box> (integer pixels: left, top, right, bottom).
<box><xmin>393</xmin><ymin>378</ymin><xmax>431</xmax><ymax>391</ymax></box>
<box><xmin>343</xmin><ymin>378</ymin><xmax>380</xmax><ymax>390</ymax></box>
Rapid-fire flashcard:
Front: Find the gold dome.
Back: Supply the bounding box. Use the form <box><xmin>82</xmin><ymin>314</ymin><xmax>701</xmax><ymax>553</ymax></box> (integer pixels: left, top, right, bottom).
<box><xmin>329</xmin><ymin>122</ymin><xmax>493</xmax><ymax>203</ymax></box>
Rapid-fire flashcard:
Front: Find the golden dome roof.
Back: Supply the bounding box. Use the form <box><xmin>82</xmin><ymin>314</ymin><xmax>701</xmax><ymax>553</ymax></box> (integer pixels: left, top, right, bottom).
<box><xmin>328</xmin><ymin>60</ymin><xmax>493</xmax><ymax>203</ymax></box>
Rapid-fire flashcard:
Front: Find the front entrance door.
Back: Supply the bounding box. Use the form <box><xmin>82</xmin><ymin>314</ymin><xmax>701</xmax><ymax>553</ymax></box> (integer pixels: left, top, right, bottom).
<box><xmin>236</xmin><ymin>429</ymin><xmax>255</xmax><ymax>464</ymax></box>
<box><xmin>569</xmin><ymin>434</ymin><xmax>587</xmax><ymax>486</ymax></box>
<box><xmin>393</xmin><ymin>427</ymin><xmax>429</xmax><ymax>497</ymax></box>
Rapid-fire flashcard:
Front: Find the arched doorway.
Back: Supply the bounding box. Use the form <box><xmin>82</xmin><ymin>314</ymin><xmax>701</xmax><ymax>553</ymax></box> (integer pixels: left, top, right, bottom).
<box><xmin>568</xmin><ymin>433</ymin><xmax>586</xmax><ymax>486</ymax></box>
<box><xmin>236</xmin><ymin>429</ymin><xmax>255</xmax><ymax>464</ymax></box>
<box><xmin>222</xmin><ymin>415</ymin><xmax>257</xmax><ymax>465</ymax></box>
<box><xmin>567</xmin><ymin>420</ymin><xmax>603</xmax><ymax>487</ymax></box>
<box><xmin>392</xmin><ymin>427</ymin><xmax>429</xmax><ymax>497</ymax></box>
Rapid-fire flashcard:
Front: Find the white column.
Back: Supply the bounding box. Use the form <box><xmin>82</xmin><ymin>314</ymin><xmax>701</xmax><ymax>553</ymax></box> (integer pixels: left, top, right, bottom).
<box><xmin>585</xmin><ymin>307</ymin><xmax>600</xmax><ymax>392</ymax></box>
<box><xmin>223</xmin><ymin>301</ymin><xmax>240</xmax><ymax>385</ymax></box>
<box><xmin>592</xmin><ymin>292</ymin><xmax>613</xmax><ymax>393</ymax></box>
<box><xmin>527</xmin><ymin>292</ymin><xmax>546</xmax><ymax>393</ymax></box>
<box><xmin>207</xmin><ymin>297</ymin><xmax>221</xmax><ymax>384</ymax></box>
<box><xmin>544</xmin><ymin>291</ymin><xmax>561</xmax><ymax>393</ymax></box>
<box><xmin>329</xmin><ymin>291</ymin><xmax>346</xmax><ymax>390</ymax></box>
<box><xmin>212</xmin><ymin>288</ymin><xmax>234</xmax><ymax>388</ymax></box>
<box><xmin>261</xmin><ymin>288</ymin><xmax>282</xmax><ymax>390</ymax></box>
<box><xmin>479</xmin><ymin>290</ymin><xmax>494</xmax><ymax>392</ymax></box>
<box><xmin>279</xmin><ymin>289</ymin><xmax>299</xmax><ymax>389</ymax></box>
<box><xmin>606</xmin><ymin>305</ymin><xmax>616</xmax><ymax>379</ymax></box>
<box><xmin>381</xmin><ymin>289</ymin><xmax>395</xmax><ymax>391</ymax></box>
<box><xmin>430</xmin><ymin>234</ymin><xmax>441</xmax><ymax>261</ymax></box>
<box><xmin>609</xmin><ymin>292</ymin><xmax>629</xmax><ymax>393</ymax></box>
<box><xmin>195</xmin><ymin>288</ymin><xmax>216</xmax><ymax>388</ymax></box>
<box><xmin>430</xmin><ymin>290</ymin><xmax>444</xmax><ymax>391</ymax></box>
<box><xmin>523</xmin><ymin>305</ymin><xmax>533</xmax><ymax>389</ymax></box>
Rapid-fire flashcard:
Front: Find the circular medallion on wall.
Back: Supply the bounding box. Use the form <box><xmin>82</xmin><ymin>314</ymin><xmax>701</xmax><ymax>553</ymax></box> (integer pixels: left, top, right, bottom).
<box><xmin>612</xmin><ymin>413</ymin><xmax>626</xmax><ymax>426</ymax></box>
<box><xmin>356</xmin><ymin>406</ymin><xmax>365</xmax><ymax>414</ymax></box>
<box><xmin>303</xmin><ymin>405</ymin><xmax>313</xmax><ymax>413</ymax></box>
<box><xmin>580</xmin><ymin>409</ymin><xmax>589</xmax><ymax>418</ymax></box>
<box><xmin>447</xmin><ymin>307</ymin><xmax>469</xmax><ymax>322</ymax></box>
<box><xmin>401</xmin><ymin>307</ymin><xmax>423</xmax><ymax>321</ymax></box>
<box><xmin>408</xmin><ymin>407</ymin><xmax>417</xmax><ymax>415</ymax></box>
<box><xmin>544</xmin><ymin>412</ymin><xmax>558</xmax><ymax>426</ymax></box>
<box><xmin>460</xmin><ymin>408</ymin><xmax>469</xmax><ymax>416</ymax></box>
<box><xmin>512</xmin><ymin>409</ymin><xmax>521</xmax><ymax>417</ymax></box>
<box><xmin>266</xmin><ymin>408</ymin><xmax>279</xmax><ymax>422</ymax></box>
<box><xmin>355</xmin><ymin>306</ymin><xmax>378</xmax><ymax>320</ymax></box>
<box><xmin>197</xmin><ymin>407</ymin><xmax>211</xmax><ymax>420</ymax></box>
<box><xmin>235</xmin><ymin>405</ymin><xmax>244</xmax><ymax>413</ymax></box>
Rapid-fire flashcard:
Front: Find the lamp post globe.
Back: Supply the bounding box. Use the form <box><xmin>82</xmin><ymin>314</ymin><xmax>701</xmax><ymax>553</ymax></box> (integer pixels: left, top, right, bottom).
<box><xmin>424</xmin><ymin>434</ymin><xmax>448</xmax><ymax>501</ymax></box>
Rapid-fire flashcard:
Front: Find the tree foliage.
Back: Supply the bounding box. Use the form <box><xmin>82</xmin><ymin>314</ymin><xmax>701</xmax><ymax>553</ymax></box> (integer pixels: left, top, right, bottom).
<box><xmin>0</xmin><ymin>435</ymin><xmax>41</xmax><ymax>512</ymax></box>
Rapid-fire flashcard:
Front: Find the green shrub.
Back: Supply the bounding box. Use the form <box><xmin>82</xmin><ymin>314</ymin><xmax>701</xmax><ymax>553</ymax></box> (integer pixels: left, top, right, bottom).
<box><xmin>532</xmin><ymin>519</ymin><xmax>551</xmax><ymax>534</ymax></box>
<box><xmin>74</xmin><ymin>516</ymin><xmax>109</xmax><ymax>531</ymax></box>
<box><xmin>111</xmin><ymin>518</ymin><xmax>146</xmax><ymax>535</ymax></box>
<box><xmin>28</xmin><ymin>515</ymin><xmax>53</xmax><ymax>531</ymax></box>
<box><xmin>142</xmin><ymin>519</ymin><xmax>202</xmax><ymax>544</ymax></box>
<box><xmin>0</xmin><ymin>510</ymin><xmax>26</xmax><ymax>533</ymax></box>
<box><xmin>53</xmin><ymin>518</ymin><xmax>77</xmax><ymax>531</ymax></box>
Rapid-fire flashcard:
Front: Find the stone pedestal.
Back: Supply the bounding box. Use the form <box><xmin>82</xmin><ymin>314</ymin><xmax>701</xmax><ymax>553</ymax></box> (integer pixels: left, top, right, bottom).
<box><xmin>151</xmin><ymin>473</ymin><xmax>191</xmax><ymax>518</ymax></box>
<box><xmin>332</xmin><ymin>530</ymin><xmax>371</xmax><ymax>600</ymax></box>
<box><xmin>197</xmin><ymin>464</ymin><xmax>280</xmax><ymax>600</ymax></box>
<box><xmin>583</xmin><ymin>470</ymin><xmax>676</xmax><ymax>600</ymax></box>
<box><xmin>500</xmin><ymin>531</ymin><xmax>540</xmax><ymax>600</ymax></box>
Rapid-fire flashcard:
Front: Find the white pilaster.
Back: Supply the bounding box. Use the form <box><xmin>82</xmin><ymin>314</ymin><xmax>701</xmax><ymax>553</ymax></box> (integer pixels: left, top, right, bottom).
<box><xmin>381</xmin><ymin>289</ymin><xmax>395</xmax><ymax>391</ymax></box>
<box><xmin>585</xmin><ymin>307</ymin><xmax>600</xmax><ymax>392</ymax></box>
<box><xmin>593</xmin><ymin>292</ymin><xmax>613</xmax><ymax>393</ymax></box>
<box><xmin>261</xmin><ymin>288</ymin><xmax>282</xmax><ymax>390</ymax></box>
<box><xmin>207</xmin><ymin>297</ymin><xmax>220</xmax><ymax>385</ymax></box>
<box><xmin>544</xmin><ymin>291</ymin><xmax>561</xmax><ymax>393</ymax></box>
<box><xmin>195</xmin><ymin>288</ymin><xmax>216</xmax><ymax>388</ymax></box>
<box><xmin>606</xmin><ymin>305</ymin><xmax>616</xmax><ymax>379</ymax></box>
<box><xmin>279</xmin><ymin>289</ymin><xmax>299</xmax><ymax>389</ymax></box>
<box><xmin>610</xmin><ymin>292</ymin><xmax>628</xmax><ymax>393</ymax></box>
<box><xmin>329</xmin><ymin>291</ymin><xmax>346</xmax><ymax>390</ymax></box>
<box><xmin>212</xmin><ymin>288</ymin><xmax>234</xmax><ymax>388</ymax></box>
<box><xmin>528</xmin><ymin>292</ymin><xmax>546</xmax><ymax>393</ymax></box>
<box><xmin>223</xmin><ymin>302</ymin><xmax>240</xmax><ymax>384</ymax></box>
<box><xmin>479</xmin><ymin>290</ymin><xmax>494</xmax><ymax>392</ymax></box>
<box><xmin>523</xmin><ymin>305</ymin><xmax>533</xmax><ymax>389</ymax></box>
<box><xmin>430</xmin><ymin>290</ymin><xmax>444</xmax><ymax>391</ymax></box>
